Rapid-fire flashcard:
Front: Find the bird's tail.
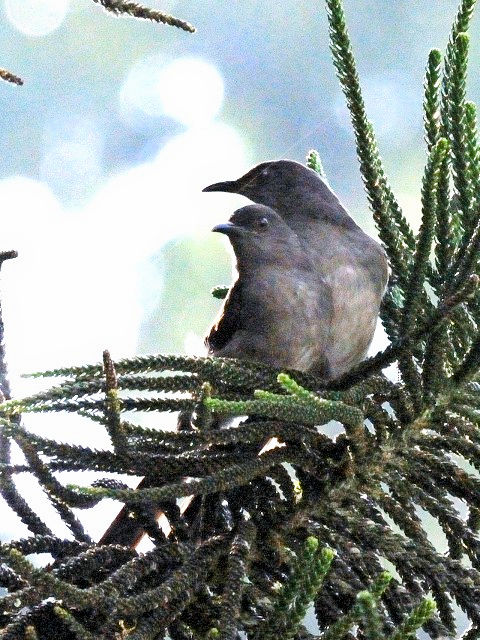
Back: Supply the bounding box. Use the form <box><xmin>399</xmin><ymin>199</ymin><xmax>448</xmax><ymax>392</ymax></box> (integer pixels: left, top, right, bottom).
<box><xmin>97</xmin><ymin>410</ymin><xmax>193</xmax><ymax>548</ymax></box>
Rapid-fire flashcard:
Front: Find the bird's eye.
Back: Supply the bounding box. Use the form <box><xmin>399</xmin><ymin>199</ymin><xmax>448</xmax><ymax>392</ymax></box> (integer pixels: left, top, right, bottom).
<box><xmin>257</xmin><ymin>217</ymin><xmax>269</xmax><ymax>230</ymax></box>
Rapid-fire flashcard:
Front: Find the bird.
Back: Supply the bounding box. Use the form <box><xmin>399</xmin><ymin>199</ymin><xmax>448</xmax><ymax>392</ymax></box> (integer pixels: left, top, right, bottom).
<box><xmin>206</xmin><ymin>204</ymin><xmax>333</xmax><ymax>375</ymax></box>
<box><xmin>203</xmin><ymin>159</ymin><xmax>389</xmax><ymax>378</ymax></box>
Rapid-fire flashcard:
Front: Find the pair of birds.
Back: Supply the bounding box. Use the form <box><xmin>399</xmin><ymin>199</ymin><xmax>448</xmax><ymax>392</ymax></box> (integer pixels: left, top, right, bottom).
<box><xmin>99</xmin><ymin>160</ymin><xmax>388</xmax><ymax>547</ymax></box>
<box><xmin>206</xmin><ymin>160</ymin><xmax>388</xmax><ymax>379</ymax></box>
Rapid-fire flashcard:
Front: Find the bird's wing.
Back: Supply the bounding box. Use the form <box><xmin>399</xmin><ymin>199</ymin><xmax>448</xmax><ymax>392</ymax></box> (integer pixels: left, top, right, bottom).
<box><xmin>205</xmin><ymin>280</ymin><xmax>245</xmax><ymax>353</ymax></box>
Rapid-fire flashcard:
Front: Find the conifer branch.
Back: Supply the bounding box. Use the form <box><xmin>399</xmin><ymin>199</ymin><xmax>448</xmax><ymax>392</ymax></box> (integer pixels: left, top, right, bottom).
<box><xmin>102</xmin><ymin>350</ymin><xmax>128</xmax><ymax>457</ymax></box>
<box><xmin>91</xmin><ymin>0</ymin><xmax>195</xmax><ymax>32</ymax></box>
<box><xmin>423</xmin><ymin>50</ymin><xmax>442</xmax><ymax>150</ymax></box>
<box><xmin>388</xmin><ymin>599</ymin><xmax>436</xmax><ymax>640</ymax></box>
<box><xmin>449</xmin><ymin>33</ymin><xmax>473</xmax><ymax>233</ymax></box>
<box><xmin>319</xmin><ymin>573</ymin><xmax>392</xmax><ymax>640</ymax></box>
<box><xmin>68</xmin><ymin>447</ymin><xmax>289</xmax><ymax>504</ymax></box>
<box><xmin>465</xmin><ymin>101</ymin><xmax>480</xmax><ymax>205</ymax></box>
<box><xmin>307</xmin><ymin>149</ymin><xmax>328</xmax><ymax>180</ymax></box>
<box><xmin>53</xmin><ymin>605</ymin><xmax>95</xmax><ymax>640</ymax></box>
<box><xmin>397</xmin><ymin>138</ymin><xmax>449</xmax><ymax>404</ymax></box>
<box><xmin>435</xmin><ymin>0</ymin><xmax>477</xmax><ymax>280</ymax></box>
<box><xmin>217</xmin><ymin>520</ymin><xmax>256</xmax><ymax>640</ymax></box>
<box><xmin>325</xmin><ymin>0</ymin><xmax>415</xmax><ymax>285</ymax></box>
<box><xmin>253</xmin><ymin>540</ymin><xmax>334</xmax><ymax>640</ymax></box>
<box><xmin>0</xmin><ymin>69</ymin><xmax>23</xmax><ymax>86</ymax></box>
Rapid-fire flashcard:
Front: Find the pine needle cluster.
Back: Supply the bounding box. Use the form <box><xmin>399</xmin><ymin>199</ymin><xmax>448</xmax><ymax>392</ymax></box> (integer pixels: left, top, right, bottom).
<box><xmin>1</xmin><ymin>0</ymin><xmax>480</xmax><ymax>638</ymax></box>
<box><xmin>91</xmin><ymin>0</ymin><xmax>196</xmax><ymax>32</ymax></box>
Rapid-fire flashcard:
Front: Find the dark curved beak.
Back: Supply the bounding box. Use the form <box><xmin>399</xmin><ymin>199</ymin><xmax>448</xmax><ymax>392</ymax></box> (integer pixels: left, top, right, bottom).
<box><xmin>212</xmin><ymin>222</ymin><xmax>244</xmax><ymax>236</ymax></box>
<box><xmin>203</xmin><ymin>180</ymin><xmax>239</xmax><ymax>193</ymax></box>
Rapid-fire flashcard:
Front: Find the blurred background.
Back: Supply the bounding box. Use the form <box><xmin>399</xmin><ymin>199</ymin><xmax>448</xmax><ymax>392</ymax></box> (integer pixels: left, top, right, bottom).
<box><xmin>0</xmin><ymin>0</ymin><xmax>478</xmax><ymax>596</ymax></box>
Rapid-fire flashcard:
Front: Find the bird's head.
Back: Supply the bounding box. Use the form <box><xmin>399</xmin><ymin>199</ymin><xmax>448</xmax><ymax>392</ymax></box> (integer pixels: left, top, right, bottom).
<box><xmin>212</xmin><ymin>204</ymin><xmax>304</xmax><ymax>268</ymax></box>
<box><xmin>204</xmin><ymin>160</ymin><xmax>337</xmax><ymax>215</ymax></box>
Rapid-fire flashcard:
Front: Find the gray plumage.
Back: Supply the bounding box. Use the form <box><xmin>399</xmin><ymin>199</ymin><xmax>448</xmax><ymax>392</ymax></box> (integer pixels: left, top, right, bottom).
<box><xmin>204</xmin><ymin>159</ymin><xmax>389</xmax><ymax>379</ymax></box>
<box><xmin>208</xmin><ymin>204</ymin><xmax>332</xmax><ymax>376</ymax></box>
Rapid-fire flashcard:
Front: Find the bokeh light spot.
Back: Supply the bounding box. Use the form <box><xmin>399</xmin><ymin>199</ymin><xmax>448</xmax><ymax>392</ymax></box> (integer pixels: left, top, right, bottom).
<box><xmin>120</xmin><ymin>55</ymin><xmax>224</xmax><ymax>128</ymax></box>
<box><xmin>4</xmin><ymin>0</ymin><xmax>70</xmax><ymax>37</ymax></box>
<box><xmin>40</xmin><ymin>141</ymin><xmax>102</xmax><ymax>201</ymax></box>
<box><xmin>157</xmin><ymin>57</ymin><xmax>224</xmax><ymax>126</ymax></box>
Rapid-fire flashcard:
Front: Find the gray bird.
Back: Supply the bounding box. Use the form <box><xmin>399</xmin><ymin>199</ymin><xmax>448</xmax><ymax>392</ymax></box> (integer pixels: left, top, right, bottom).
<box><xmin>208</xmin><ymin>204</ymin><xmax>332</xmax><ymax>375</ymax></box>
<box><xmin>204</xmin><ymin>159</ymin><xmax>389</xmax><ymax>379</ymax></box>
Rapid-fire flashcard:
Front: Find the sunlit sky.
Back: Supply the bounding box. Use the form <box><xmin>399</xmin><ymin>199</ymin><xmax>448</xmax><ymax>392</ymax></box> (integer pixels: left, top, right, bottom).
<box><xmin>4</xmin><ymin>0</ymin><xmax>71</xmax><ymax>37</ymax></box>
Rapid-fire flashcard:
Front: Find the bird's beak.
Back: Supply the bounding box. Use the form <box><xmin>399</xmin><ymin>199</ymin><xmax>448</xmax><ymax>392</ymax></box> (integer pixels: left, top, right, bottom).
<box><xmin>203</xmin><ymin>180</ymin><xmax>240</xmax><ymax>193</ymax></box>
<box><xmin>212</xmin><ymin>222</ymin><xmax>243</xmax><ymax>236</ymax></box>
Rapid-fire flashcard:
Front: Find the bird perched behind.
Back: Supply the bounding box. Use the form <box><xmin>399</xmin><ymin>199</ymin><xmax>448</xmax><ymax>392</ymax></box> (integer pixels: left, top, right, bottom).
<box><xmin>207</xmin><ymin>204</ymin><xmax>332</xmax><ymax>375</ymax></box>
<box><xmin>204</xmin><ymin>159</ymin><xmax>389</xmax><ymax>379</ymax></box>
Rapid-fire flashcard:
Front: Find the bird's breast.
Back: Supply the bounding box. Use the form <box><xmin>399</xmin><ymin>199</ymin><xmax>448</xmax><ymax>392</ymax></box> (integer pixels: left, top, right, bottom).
<box><xmin>289</xmin><ymin>219</ymin><xmax>387</xmax><ymax>377</ymax></box>
<box><xmin>250</xmin><ymin>268</ymin><xmax>330</xmax><ymax>372</ymax></box>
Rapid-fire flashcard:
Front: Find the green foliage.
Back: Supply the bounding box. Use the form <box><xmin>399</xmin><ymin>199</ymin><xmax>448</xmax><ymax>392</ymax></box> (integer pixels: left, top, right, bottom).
<box><xmin>306</xmin><ymin>149</ymin><xmax>327</xmax><ymax>180</ymax></box>
<box><xmin>2</xmin><ymin>0</ymin><xmax>480</xmax><ymax>639</ymax></box>
<box><xmin>252</xmin><ymin>539</ymin><xmax>334</xmax><ymax>640</ymax></box>
<box><xmin>212</xmin><ymin>286</ymin><xmax>229</xmax><ymax>300</ymax></box>
<box><xmin>388</xmin><ymin>599</ymin><xmax>437</xmax><ymax>640</ymax></box>
<box><xmin>423</xmin><ymin>49</ymin><xmax>442</xmax><ymax>151</ymax></box>
<box><xmin>325</xmin><ymin>0</ymin><xmax>415</xmax><ymax>286</ymax></box>
<box><xmin>401</xmin><ymin>137</ymin><xmax>448</xmax><ymax>333</ymax></box>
